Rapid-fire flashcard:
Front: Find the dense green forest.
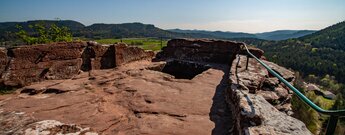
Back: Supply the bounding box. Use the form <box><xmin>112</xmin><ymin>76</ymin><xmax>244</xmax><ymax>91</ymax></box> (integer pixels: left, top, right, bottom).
<box><xmin>301</xmin><ymin>21</ymin><xmax>345</xmax><ymax>50</ymax></box>
<box><xmin>233</xmin><ymin>21</ymin><xmax>345</xmax><ymax>85</ymax></box>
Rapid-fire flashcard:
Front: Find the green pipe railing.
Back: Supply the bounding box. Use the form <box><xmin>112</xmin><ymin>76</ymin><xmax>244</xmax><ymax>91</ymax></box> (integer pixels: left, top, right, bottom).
<box><xmin>242</xmin><ymin>43</ymin><xmax>345</xmax><ymax>135</ymax></box>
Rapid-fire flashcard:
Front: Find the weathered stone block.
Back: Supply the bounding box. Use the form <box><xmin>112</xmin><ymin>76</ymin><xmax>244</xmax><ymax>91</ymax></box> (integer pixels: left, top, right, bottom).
<box><xmin>45</xmin><ymin>59</ymin><xmax>83</xmax><ymax>80</ymax></box>
<box><xmin>90</xmin><ymin>44</ymin><xmax>116</xmax><ymax>70</ymax></box>
<box><xmin>9</xmin><ymin>42</ymin><xmax>86</xmax><ymax>62</ymax></box>
<box><xmin>115</xmin><ymin>43</ymin><xmax>154</xmax><ymax>66</ymax></box>
<box><xmin>2</xmin><ymin>42</ymin><xmax>86</xmax><ymax>86</ymax></box>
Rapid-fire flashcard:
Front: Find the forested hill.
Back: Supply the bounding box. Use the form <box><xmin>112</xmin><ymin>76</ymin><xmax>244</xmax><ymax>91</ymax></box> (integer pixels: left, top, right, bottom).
<box><xmin>0</xmin><ymin>20</ymin><xmax>192</xmax><ymax>41</ymax></box>
<box><xmin>0</xmin><ymin>20</ymin><xmax>85</xmax><ymax>33</ymax></box>
<box><xmin>168</xmin><ymin>29</ymin><xmax>256</xmax><ymax>39</ymax></box>
<box><xmin>256</xmin><ymin>30</ymin><xmax>315</xmax><ymax>40</ymax></box>
<box><xmin>1</xmin><ymin>20</ymin><xmax>316</xmax><ymax>42</ymax></box>
<box><xmin>233</xmin><ymin>21</ymin><xmax>345</xmax><ymax>85</ymax></box>
<box><xmin>81</xmin><ymin>23</ymin><xmax>184</xmax><ymax>39</ymax></box>
<box><xmin>169</xmin><ymin>29</ymin><xmax>316</xmax><ymax>41</ymax></box>
<box><xmin>300</xmin><ymin>21</ymin><xmax>345</xmax><ymax>50</ymax></box>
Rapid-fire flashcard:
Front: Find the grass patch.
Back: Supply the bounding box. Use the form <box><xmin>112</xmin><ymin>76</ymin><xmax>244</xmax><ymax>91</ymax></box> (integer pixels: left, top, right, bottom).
<box><xmin>95</xmin><ymin>38</ymin><xmax>168</xmax><ymax>51</ymax></box>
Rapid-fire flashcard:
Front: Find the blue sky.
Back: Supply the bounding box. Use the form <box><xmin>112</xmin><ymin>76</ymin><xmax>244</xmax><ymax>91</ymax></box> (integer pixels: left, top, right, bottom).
<box><xmin>0</xmin><ymin>0</ymin><xmax>344</xmax><ymax>33</ymax></box>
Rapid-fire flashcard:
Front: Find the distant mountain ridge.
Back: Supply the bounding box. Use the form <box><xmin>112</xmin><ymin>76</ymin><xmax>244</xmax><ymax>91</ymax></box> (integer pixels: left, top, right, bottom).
<box><xmin>168</xmin><ymin>29</ymin><xmax>316</xmax><ymax>41</ymax></box>
<box><xmin>256</xmin><ymin>30</ymin><xmax>316</xmax><ymax>40</ymax></box>
<box><xmin>168</xmin><ymin>29</ymin><xmax>256</xmax><ymax>39</ymax></box>
<box><xmin>0</xmin><ymin>20</ymin><xmax>316</xmax><ymax>42</ymax></box>
<box><xmin>0</xmin><ymin>20</ymin><xmax>191</xmax><ymax>40</ymax></box>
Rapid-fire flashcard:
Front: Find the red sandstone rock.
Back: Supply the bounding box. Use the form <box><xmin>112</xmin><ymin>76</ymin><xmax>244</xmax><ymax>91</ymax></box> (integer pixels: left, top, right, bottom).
<box><xmin>156</xmin><ymin>39</ymin><xmax>242</xmax><ymax>64</ymax></box>
<box><xmin>115</xmin><ymin>43</ymin><xmax>154</xmax><ymax>66</ymax></box>
<box><xmin>9</xmin><ymin>42</ymin><xmax>86</xmax><ymax>62</ymax></box>
<box><xmin>0</xmin><ymin>39</ymin><xmax>310</xmax><ymax>135</ymax></box>
<box><xmin>2</xmin><ymin>42</ymin><xmax>86</xmax><ymax>86</ymax></box>
<box><xmin>0</xmin><ymin>60</ymin><xmax>231</xmax><ymax>134</ymax></box>
<box><xmin>0</xmin><ymin>48</ymin><xmax>7</xmax><ymax>77</ymax></box>
<box><xmin>227</xmin><ymin>55</ymin><xmax>310</xmax><ymax>134</ymax></box>
<box><xmin>89</xmin><ymin>43</ymin><xmax>116</xmax><ymax>70</ymax></box>
<box><xmin>0</xmin><ymin>41</ymin><xmax>154</xmax><ymax>87</ymax></box>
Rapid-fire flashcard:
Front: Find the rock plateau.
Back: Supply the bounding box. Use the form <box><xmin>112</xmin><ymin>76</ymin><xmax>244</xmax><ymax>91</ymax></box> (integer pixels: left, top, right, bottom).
<box><xmin>0</xmin><ymin>39</ymin><xmax>311</xmax><ymax>135</ymax></box>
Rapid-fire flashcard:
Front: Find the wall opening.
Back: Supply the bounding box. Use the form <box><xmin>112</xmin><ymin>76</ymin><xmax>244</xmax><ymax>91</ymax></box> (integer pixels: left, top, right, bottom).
<box><xmin>81</xmin><ymin>46</ymin><xmax>95</xmax><ymax>71</ymax></box>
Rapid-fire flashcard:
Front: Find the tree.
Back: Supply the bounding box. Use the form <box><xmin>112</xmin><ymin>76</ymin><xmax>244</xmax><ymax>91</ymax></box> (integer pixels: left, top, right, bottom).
<box><xmin>49</xmin><ymin>24</ymin><xmax>72</xmax><ymax>42</ymax></box>
<box><xmin>15</xmin><ymin>22</ymin><xmax>72</xmax><ymax>45</ymax></box>
<box><xmin>15</xmin><ymin>25</ymin><xmax>37</xmax><ymax>45</ymax></box>
<box><xmin>333</xmin><ymin>94</ymin><xmax>345</xmax><ymax>110</ymax></box>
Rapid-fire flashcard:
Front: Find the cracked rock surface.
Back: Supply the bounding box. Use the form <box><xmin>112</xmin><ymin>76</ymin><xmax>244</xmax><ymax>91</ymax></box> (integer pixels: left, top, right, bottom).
<box><xmin>226</xmin><ymin>55</ymin><xmax>312</xmax><ymax>135</ymax></box>
<box><xmin>0</xmin><ymin>60</ymin><xmax>232</xmax><ymax>135</ymax></box>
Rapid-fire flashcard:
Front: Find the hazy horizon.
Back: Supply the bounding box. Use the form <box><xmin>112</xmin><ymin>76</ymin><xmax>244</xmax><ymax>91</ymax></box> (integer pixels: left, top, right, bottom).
<box><xmin>1</xmin><ymin>0</ymin><xmax>344</xmax><ymax>33</ymax></box>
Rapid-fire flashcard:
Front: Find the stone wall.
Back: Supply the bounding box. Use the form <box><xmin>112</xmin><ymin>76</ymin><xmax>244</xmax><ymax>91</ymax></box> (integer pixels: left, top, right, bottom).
<box><xmin>0</xmin><ymin>41</ymin><xmax>154</xmax><ymax>87</ymax></box>
<box><xmin>156</xmin><ymin>39</ymin><xmax>264</xmax><ymax>64</ymax></box>
<box><xmin>89</xmin><ymin>42</ymin><xmax>116</xmax><ymax>70</ymax></box>
<box><xmin>226</xmin><ymin>54</ymin><xmax>312</xmax><ymax>135</ymax></box>
<box><xmin>115</xmin><ymin>43</ymin><xmax>154</xmax><ymax>66</ymax></box>
<box><xmin>156</xmin><ymin>39</ymin><xmax>241</xmax><ymax>64</ymax></box>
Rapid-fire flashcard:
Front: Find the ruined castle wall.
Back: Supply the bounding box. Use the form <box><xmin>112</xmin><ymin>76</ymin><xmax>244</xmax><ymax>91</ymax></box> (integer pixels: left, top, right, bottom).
<box><xmin>90</xmin><ymin>44</ymin><xmax>116</xmax><ymax>70</ymax></box>
<box><xmin>115</xmin><ymin>43</ymin><xmax>154</xmax><ymax>66</ymax></box>
<box><xmin>0</xmin><ymin>41</ymin><xmax>154</xmax><ymax>87</ymax></box>
<box><xmin>1</xmin><ymin>42</ymin><xmax>86</xmax><ymax>86</ymax></box>
<box><xmin>156</xmin><ymin>39</ymin><xmax>242</xmax><ymax>64</ymax></box>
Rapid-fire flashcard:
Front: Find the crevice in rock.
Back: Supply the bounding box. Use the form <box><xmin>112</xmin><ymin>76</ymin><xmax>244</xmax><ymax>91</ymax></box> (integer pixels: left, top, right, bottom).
<box><xmin>80</xmin><ymin>46</ymin><xmax>95</xmax><ymax>71</ymax></box>
<box><xmin>20</xmin><ymin>88</ymin><xmax>38</xmax><ymax>95</ymax></box>
<box><xmin>99</xmin><ymin>118</ymin><xmax>122</xmax><ymax>133</ymax></box>
<box><xmin>133</xmin><ymin>110</ymin><xmax>186</xmax><ymax>120</ymax></box>
<box><xmin>6</xmin><ymin>48</ymin><xmax>14</xmax><ymax>57</ymax></box>
<box><xmin>42</xmin><ymin>88</ymin><xmax>65</xmax><ymax>94</ymax></box>
<box><xmin>34</xmin><ymin>52</ymin><xmax>47</xmax><ymax>64</ymax></box>
<box><xmin>39</xmin><ymin>68</ymin><xmax>50</xmax><ymax>78</ymax></box>
<box><xmin>4</xmin><ymin>49</ymin><xmax>14</xmax><ymax>72</ymax></box>
<box><xmin>100</xmin><ymin>45</ymin><xmax>116</xmax><ymax>69</ymax></box>
<box><xmin>37</xmin><ymin>104</ymin><xmax>79</xmax><ymax>112</ymax></box>
<box><xmin>144</xmin><ymin>99</ymin><xmax>152</xmax><ymax>104</ymax></box>
<box><xmin>20</xmin><ymin>88</ymin><xmax>65</xmax><ymax>95</ymax></box>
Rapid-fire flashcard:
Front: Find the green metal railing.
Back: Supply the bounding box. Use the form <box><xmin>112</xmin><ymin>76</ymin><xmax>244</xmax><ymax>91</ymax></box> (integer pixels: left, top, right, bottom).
<box><xmin>243</xmin><ymin>43</ymin><xmax>345</xmax><ymax>135</ymax></box>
